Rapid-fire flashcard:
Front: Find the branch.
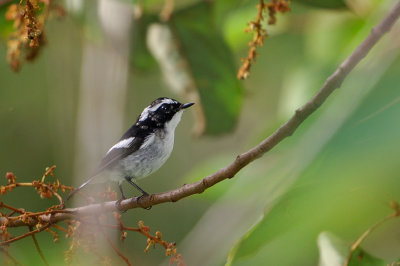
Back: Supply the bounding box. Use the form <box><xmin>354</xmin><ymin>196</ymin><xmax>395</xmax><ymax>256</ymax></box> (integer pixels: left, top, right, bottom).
<box><xmin>99</xmin><ymin>226</ymin><xmax>132</xmax><ymax>266</ymax></box>
<box><xmin>2</xmin><ymin>1</ymin><xmax>400</xmax><ymax>229</ymax></box>
<box><xmin>0</xmin><ymin>223</ymin><xmax>52</xmax><ymax>246</ymax></box>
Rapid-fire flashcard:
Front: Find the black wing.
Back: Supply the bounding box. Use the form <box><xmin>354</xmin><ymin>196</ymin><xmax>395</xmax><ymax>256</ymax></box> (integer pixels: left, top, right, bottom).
<box><xmin>66</xmin><ymin>119</ymin><xmax>158</xmax><ymax>202</ymax></box>
<box><xmin>91</xmin><ymin>136</ymin><xmax>144</xmax><ymax>177</ymax></box>
<box><xmin>65</xmin><ymin>136</ymin><xmax>144</xmax><ymax>201</ymax></box>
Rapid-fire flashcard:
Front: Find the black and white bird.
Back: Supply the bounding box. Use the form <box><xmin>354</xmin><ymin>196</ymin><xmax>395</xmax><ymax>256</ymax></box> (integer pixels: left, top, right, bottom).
<box><xmin>66</xmin><ymin>97</ymin><xmax>194</xmax><ymax>203</ymax></box>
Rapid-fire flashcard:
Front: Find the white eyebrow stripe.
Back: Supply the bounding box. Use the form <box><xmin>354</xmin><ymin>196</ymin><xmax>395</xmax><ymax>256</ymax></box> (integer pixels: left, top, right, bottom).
<box><xmin>139</xmin><ymin>99</ymin><xmax>177</xmax><ymax>121</ymax></box>
<box><xmin>106</xmin><ymin>137</ymin><xmax>135</xmax><ymax>154</ymax></box>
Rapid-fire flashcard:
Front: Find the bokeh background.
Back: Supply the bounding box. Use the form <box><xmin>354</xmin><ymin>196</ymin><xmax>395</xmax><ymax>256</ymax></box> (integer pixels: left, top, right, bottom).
<box><xmin>1</xmin><ymin>0</ymin><xmax>400</xmax><ymax>265</ymax></box>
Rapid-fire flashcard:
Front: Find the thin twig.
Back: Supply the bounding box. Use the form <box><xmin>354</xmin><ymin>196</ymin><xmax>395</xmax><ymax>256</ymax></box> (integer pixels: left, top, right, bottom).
<box><xmin>0</xmin><ymin>223</ymin><xmax>52</xmax><ymax>246</ymax></box>
<box><xmin>41</xmin><ymin>166</ymin><xmax>56</xmax><ymax>183</ymax></box>
<box><xmin>29</xmin><ymin>226</ymin><xmax>50</xmax><ymax>266</ymax></box>
<box><xmin>80</xmin><ymin>221</ymin><xmax>172</xmax><ymax>249</ymax></box>
<box><xmin>344</xmin><ymin>211</ymin><xmax>400</xmax><ymax>266</ymax></box>
<box><xmin>0</xmin><ymin>202</ymin><xmax>25</xmax><ymax>214</ymax></box>
<box><xmin>51</xmin><ymin>223</ymin><xmax>68</xmax><ymax>233</ymax></box>
<box><xmin>98</xmin><ymin>223</ymin><xmax>132</xmax><ymax>266</ymax></box>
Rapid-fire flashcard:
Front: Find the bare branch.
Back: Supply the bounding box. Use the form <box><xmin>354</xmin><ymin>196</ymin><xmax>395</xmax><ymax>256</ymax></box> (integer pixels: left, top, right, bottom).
<box><xmin>99</xmin><ymin>227</ymin><xmax>132</xmax><ymax>266</ymax></box>
<box><xmin>1</xmin><ymin>1</ymin><xmax>400</xmax><ymax>231</ymax></box>
<box><xmin>0</xmin><ymin>223</ymin><xmax>52</xmax><ymax>246</ymax></box>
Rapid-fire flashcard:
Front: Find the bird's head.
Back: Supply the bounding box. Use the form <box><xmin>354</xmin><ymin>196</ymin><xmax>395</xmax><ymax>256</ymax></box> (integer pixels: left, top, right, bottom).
<box><xmin>137</xmin><ymin>97</ymin><xmax>194</xmax><ymax>131</ymax></box>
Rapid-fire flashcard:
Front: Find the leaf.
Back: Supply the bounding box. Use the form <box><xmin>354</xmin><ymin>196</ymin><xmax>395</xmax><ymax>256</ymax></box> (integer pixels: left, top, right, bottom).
<box><xmin>348</xmin><ymin>249</ymin><xmax>386</xmax><ymax>266</ymax></box>
<box><xmin>318</xmin><ymin>232</ymin><xmax>349</xmax><ymax>266</ymax></box>
<box><xmin>295</xmin><ymin>0</ymin><xmax>348</xmax><ymax>9</ymax></box>
<box><xmin>225</xmin><ymin>214</ymin><xmax>265</xmax><ymax>266</ymax></box>
<box><xmin>148</xmin><ymin>2</ymin><xmax>243</xmax><ymax>135</ymax></box>
<box><xmin>172</xmin><ymin>2</ymin><xmax>244</xmax><ymax>135</ymax></box>
<box><xmin>130</xmin><ymin>14</ymin><xmax>158</xmax><ymax>71</ymax></box>
<box><xmin>318</xmin><ymin>231</ymin><xmax>386</xmax><ymax>266</ymax></box>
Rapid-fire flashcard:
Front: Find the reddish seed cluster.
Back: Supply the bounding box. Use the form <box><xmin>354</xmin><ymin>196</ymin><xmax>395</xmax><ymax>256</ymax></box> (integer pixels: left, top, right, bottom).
<box><xmin>0</xmin><ymin>167</ymin><xmax>185</xmax><ymax>265</ymax></box>
<box><xmin>4</xmin><ymin>0</ymin><xmax>65</xmax><ymax>72</ymax></box>
<box><xmin>237</xmin><ymin>0</ymin><xmax>290</xmax><ymax>80</ymax></box>
<box><xmin>5</xmin><ymin>0</ymin><xmax>43</xmax><ymax>71</ymax></box>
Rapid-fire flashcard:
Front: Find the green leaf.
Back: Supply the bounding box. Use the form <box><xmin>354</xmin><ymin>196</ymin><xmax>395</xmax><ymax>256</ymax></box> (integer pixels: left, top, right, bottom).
<box><xmin>348</xmin><ymin>249</ymin><xmax>386</xmax><ymax>266</ymax></box>
<box><xmin>170</xmin><ymin>2</ymin><xmax>243</xmax><ymax>135</ymax></box>
<box><xmin>318</xmin><ymin>231</ymin><xmax>386</xmax><ymax>266</ymax></box>
<box><xmin>226</xmin><ymin>214</ymin><xmax>265</xmax><ymax>266</ymax></box>
<box><xmin>295</xmin><ymin>0</ymin><xmax>347</xmax><ymax>9</ymax></box>
<box><xmin>130</xmin><ymin>14</ymin><xmax>158</xmax><ymax>71</ymax></box>
<box><xmin>318</xmin><ymin>232</ymin><xmax>348</xmax><ymax>266</ymax></box>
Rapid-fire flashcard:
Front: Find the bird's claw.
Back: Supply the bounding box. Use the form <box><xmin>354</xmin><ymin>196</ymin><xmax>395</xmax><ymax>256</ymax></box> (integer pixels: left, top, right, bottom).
<box><xmin>137</xmin><ymin>193</ymin><xmax>152</xmax><ymax>210</ymax></box>
<box><xmin>115</xmin><ymin>197</ymin><xmax>127</xmax><ymax>213</ymax></box>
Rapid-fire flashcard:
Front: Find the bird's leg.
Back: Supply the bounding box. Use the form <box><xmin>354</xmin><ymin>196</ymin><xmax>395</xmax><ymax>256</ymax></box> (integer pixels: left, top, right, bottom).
<box><xmin>119</xmin><ymin>182</ymin><xmax>127</xmax><ymax>199</ymax></box>
<box><xmin>124</xmin><ymin>177</ymin><xmax>149</xmax><ymax>195</ymax></box>
<box><xmin>125</xmin><ymin>177</ymin><xmax>152</xmax><ymax>210</ymax></box>
<box><xmin>115</xmin><ymin>181</ymin><xmax>127</xmax><ymax>212</ymax></box>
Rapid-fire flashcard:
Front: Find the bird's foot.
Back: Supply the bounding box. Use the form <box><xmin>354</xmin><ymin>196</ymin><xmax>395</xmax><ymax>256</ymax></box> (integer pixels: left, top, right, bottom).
<box><xmin>137</xmin><ymin>192</ymin><xmax>152</xmax><ymax>210</ymax></box>
<box><xmin>115</xmin><ymin>196</ymin><xmax>127</xmax><ymax>213</ymax></box>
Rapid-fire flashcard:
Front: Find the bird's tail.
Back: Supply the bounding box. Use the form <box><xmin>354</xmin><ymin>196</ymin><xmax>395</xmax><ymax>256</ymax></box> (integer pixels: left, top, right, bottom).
<box><xmin>65</xmin><ymin>174</ymin><xmax>97</xmax><ymax>202</ymax></box>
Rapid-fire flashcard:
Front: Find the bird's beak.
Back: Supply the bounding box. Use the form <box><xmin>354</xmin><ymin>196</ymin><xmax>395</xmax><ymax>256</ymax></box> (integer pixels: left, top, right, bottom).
<box><xmin>180</xmin><ymin>102</ymin><xmax>195</xmax><ymax>109</ymax></box>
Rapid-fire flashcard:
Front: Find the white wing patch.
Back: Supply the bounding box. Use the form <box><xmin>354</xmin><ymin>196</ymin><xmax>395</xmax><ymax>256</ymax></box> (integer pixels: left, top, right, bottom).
<box><xmin>139</xmin><ymin>98</ymin><xmax>176</xmax><ymax>121</ymax></box>
<box><xmin>106</xmin><ymin>137</ymin><xmax>135</xmax><ymax>154</ymax></box>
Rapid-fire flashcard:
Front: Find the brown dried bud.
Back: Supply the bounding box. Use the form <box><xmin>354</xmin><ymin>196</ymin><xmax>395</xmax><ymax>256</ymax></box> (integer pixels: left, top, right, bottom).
<box><xmin>120</xmin><ymin>231</ymin><xmax>128</xmax><ymax>241</ymax></box>
<box><xmin>40</xmin><ymin>190</ymin><xmax>52</xmax><ymax>199</ymax></box>
<box><xmin>5</xmin><ymin>4</ymin><xmax>18</xmax><ymax>21</ymax></box>
<box><xmin>6</xmin><ymin>172</ymin><xmax>16</xmax><ymax>184</ymax></box>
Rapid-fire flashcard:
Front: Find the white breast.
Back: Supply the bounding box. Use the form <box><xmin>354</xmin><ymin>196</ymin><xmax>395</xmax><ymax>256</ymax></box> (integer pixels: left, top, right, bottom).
<box><xmin>112</xmin><ymin>110</ymin><xmax>183</xmax><ymax>181</ymax></box>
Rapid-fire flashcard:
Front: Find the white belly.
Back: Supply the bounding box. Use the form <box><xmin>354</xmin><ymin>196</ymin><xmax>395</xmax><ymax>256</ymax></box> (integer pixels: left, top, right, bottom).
<box><xmin>110</xmin><ymin>130</ymin><xmax>174</xmax><ymax>181</ymax></box>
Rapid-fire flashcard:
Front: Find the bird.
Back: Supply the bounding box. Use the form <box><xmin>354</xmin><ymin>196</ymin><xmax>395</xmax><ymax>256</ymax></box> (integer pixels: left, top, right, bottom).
<box><xmin>65</xmin><ymin>97</ymin><xmax>194</xmax><ymax>206</ymax></box>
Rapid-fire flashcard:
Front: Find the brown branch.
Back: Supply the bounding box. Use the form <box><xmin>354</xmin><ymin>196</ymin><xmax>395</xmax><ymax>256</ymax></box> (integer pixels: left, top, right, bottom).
<box><xmin>0</xmin><ymin>223</ymin><xmax>52</xmax><ymax>246</ymax></box>
<box><xmin>78</xmin><ymin>218</ymin><xmax>173</xmax><ymax>248</ymax></box>
<box><xmin>0</xmin><ymin>202</ymin><xmax>25</xmax><ymax>215</ymax></box>
<box><xmin>99</xmin><ymin>228</ymin><xmax>132</xmax><ymax>266</ymax></box>
<box><xmin>30</xmin><ymin>226</ymin><xmax>50</xmax><ymax>266</ymax></box>
<box><xmin>237</xmin><ymin>0</ymin><xmax>290</xmax><ymax>79</ymax></box>
<box><xmin>51</xmin><ymin>223</ymin><xmax>68</xmax><ymax>233</ymax></box>
<box><xmin>1</xmin><ymin>0</ymin><xmax>400</xmax><ymax>231</ymax></box>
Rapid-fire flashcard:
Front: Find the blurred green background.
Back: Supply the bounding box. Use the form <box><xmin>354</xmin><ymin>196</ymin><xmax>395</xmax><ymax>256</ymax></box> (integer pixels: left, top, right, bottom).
<box><xmin>1</xmin><ymin>0</ymin><xmax>400</xmax><ymax>265</ymax></box>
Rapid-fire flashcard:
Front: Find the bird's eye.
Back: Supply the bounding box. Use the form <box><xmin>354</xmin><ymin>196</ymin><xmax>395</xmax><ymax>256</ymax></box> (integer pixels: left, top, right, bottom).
<box><xmin>160</xmin><ymin>105</ymin><xmax>167</xmax><ymax>111</ymax></box>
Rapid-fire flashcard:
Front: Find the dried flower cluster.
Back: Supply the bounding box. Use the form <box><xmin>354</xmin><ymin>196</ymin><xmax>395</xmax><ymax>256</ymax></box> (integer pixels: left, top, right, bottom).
<box><xmin>4</xmin><ymin>0</ymin><xmax>65</xmax><ymax>72</ymax></box>
<box><xmin>0</xmin><ymin>167</ymin><xmax>185</xmax><ymax>265</ymax></box>
<box><xmin>237</xmin><ymin>0</ymin><xmax>291</xmax><ymax>80</ymax></box>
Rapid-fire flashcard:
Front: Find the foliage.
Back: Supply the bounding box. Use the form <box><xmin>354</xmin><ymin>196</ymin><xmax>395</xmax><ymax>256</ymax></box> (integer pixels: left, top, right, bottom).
<box><xmin>0</xmin><ymin>0</ymin><xmax>400</xmax><ymax>265</ymax></box>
